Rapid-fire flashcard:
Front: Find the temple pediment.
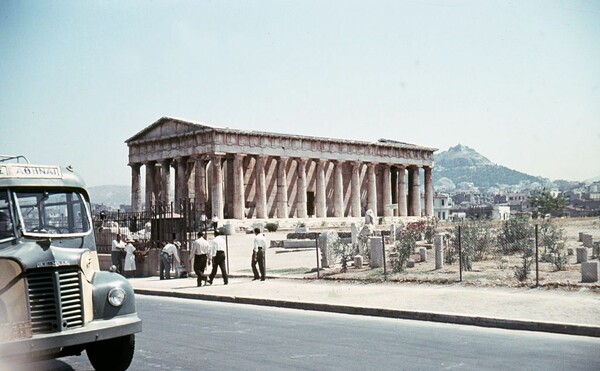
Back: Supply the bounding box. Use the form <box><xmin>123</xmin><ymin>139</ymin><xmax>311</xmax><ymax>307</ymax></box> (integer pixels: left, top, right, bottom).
<box><xmin>125</xmin><ymin>117</ymin><xmax>212</xmax><ymax>143</ymax></box>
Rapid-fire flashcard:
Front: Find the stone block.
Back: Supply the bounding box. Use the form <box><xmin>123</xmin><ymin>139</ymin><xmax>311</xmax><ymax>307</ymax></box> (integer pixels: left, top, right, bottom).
<box><xmin>576</xmin><ymin>247</ymin><xmax>588</xmax><ymax>264</ymax></box>
<box><xmin>579</xmin><ymin>232</ymin><xmax>584</xmax><ymax>242</ymax></box>
<box><xmin>434</xmin><ymin>233</ymin><xmax>444</xmax><ymax>269</ymax></box>
<box><xmin>593</xmin><ymin>241</ymin><xmax>600</xmax><ymax>258</ymax></box>
<box><xmin>283</xmin><ymin>240</ymin><xmax>317</xmax><ymax>249</ymax></box>
<box><xmin>419</xmin><ymin>247</ymin><xmax>427</xmax><ymax>263</ymax></box>
<box><xmin>582</xmin><ymin>233</ymin><xmax>593</xmax><ymax>248</ymax></box>
<box><xmin>318</xmin><ymin>230</ymin><xmax>338</xmax><ymax>268</ymax></box>
<box><xmin>353</xmin><ymin>255</ymin><xmax>363</xmax><ymax>268</ymax></box>
<box><xmin>581</xmin><ymin>261</ymin><xmax>599</xmax><ymax>283</ymax></box>
<box><xmin>406</xmin><ymin>258</ymin><xmax>415</xmax><ymax>268</ymax></box>
<box><xmin>369</xmin><ymin>237</ymin><xmax>384</xmax><ymax>268</ymax></box>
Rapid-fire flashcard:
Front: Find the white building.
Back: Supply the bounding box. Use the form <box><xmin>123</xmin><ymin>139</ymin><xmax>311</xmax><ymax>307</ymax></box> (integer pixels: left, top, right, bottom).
<box><xmin>492</xmin><ymin>205</ymin><xmax>511</xmax><ymax>220</ymax></box>
<box><xmin>422</xmin><ymin>192</ymin><xmax>453</xmax><ymax>220</ymax></box>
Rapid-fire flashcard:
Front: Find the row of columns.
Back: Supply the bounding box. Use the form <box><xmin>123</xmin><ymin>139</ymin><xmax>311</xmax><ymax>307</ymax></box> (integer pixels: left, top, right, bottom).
<box><xmin>130</xmin><ymin>155</ymin><xmax>434</xmax><ymax>220</ymax></box>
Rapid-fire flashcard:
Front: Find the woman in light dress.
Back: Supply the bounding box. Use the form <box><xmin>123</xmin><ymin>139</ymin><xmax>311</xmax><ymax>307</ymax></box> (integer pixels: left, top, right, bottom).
<box><xmin>123</xmin><ymin>239</ymin><xmax>137</xmax><ymax>278</ymax></box>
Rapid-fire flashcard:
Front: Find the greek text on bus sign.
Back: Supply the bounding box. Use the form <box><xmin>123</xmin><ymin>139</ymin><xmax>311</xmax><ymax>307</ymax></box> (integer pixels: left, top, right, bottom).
<box><xmin>0</xmin><ymin>164</ymin><xmax>62</xmax><ymax>179</ymax></box>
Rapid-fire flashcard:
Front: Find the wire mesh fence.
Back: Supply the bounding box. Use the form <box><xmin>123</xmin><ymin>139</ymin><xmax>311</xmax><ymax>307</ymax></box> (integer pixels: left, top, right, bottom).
<box><xmin>282</xmin><ymin>217</ymin><xmax>600</xmax><ymax>287</ymax></box>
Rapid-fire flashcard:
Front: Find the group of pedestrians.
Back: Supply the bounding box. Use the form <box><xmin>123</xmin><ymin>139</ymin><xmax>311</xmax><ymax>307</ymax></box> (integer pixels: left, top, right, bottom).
<box><xmin>188</xmin><ymin>226</ymin><xmax>267</xmax><ymax>286</ymax></box>
<box><xmin>111</xmin><ymin>233</ymin><xmax>138</xmax><ymax>278</ymax></box>
<box><xmin>112</xmin><ymin>225</ymin><xmax>269</xmax><ymax>284</ymax></box>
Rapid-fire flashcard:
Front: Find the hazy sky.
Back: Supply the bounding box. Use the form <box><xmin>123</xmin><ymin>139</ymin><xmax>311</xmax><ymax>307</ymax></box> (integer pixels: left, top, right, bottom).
<box><xmin>1</xmin><ymin>0</ymin><xmax>599</xmax><ymax>187</ymax></box>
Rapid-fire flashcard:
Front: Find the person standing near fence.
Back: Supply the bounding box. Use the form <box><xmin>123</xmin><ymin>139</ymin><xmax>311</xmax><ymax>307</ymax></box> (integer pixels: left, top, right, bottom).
<box><xmin>111</xmin><ymin>234</ymin><xmax>126</xmax><ymax>274</ymax></box>
<box><xmin>190</xmin><ymin>232</ymin><xmax>210</xmax><ymax>286</ymax></box>
<box><xmin>212</xmin><ymin>213</ymin><xmax>219</xmax><ymax>234</ymax></box>
<box><xmin>160</xmin><ymin>240</ymin><xmax>181</xmax><ymax>280</ymax></box>
<box><xmin>251</xmin><ymin>227</ymin><xmax>267</xmax><ymax>281</ymax></box>
<box><xmin>208</xmin><ymin>230</ymin><xmax>228</xmax><ymax>285</ymax></box>
<box><xmin>123</xmin><ymin>239</ymin><xmax>137</xmax><ymax>278</ymax></box>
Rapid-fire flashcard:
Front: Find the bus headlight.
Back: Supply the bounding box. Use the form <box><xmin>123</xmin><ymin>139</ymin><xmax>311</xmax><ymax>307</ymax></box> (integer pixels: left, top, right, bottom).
<box><xmin>108</xmin><ymin>287</ymin><xmax>126</xmax><ymax>307</ymax></box>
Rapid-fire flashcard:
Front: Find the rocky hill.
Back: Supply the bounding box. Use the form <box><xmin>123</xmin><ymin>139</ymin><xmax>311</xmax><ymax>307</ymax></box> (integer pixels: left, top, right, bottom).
<box><xmin>88</xmin><ymin>185</ymin><xmax>131</xmax><ymax>208</ymax></box>
<box><xmin>433</xmin><ymin>144</ymin><xmax>550</xmax><ymax>191</ymax></box>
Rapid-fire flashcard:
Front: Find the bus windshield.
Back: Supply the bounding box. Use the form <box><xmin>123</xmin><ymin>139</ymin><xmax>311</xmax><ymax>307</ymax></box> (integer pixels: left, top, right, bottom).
<box><xmin>14</xmin><ymin>189</ymin><xmax>92</xmax><ymax>237</ymax></box>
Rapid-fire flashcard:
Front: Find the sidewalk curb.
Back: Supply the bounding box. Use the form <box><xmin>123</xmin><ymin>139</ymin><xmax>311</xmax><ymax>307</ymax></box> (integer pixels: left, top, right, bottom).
<box><xmin>134</xmin><ymin>288</ymin><xmax>600</xmax><ymax>338</ymax></box>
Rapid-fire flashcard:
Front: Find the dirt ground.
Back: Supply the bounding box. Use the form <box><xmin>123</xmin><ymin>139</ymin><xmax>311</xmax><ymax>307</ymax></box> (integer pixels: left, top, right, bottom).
<box><xmin>290</xmin><ymin>217</ymin><xmax>600</xmax><ymax>292</ymax></box>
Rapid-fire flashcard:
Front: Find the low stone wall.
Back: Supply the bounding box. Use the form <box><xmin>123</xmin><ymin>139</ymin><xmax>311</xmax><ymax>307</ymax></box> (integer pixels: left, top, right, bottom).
<box><xmin>98</xmin><ymin>249</ymin><xmax>191</xmax><ymax>277</ymax></box>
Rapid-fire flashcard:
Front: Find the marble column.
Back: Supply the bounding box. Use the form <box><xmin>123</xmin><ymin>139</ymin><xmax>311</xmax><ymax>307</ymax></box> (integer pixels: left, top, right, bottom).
<box><xmin>256</xmin><ymin>155</ymin><xmax>268</xmax><ymax>219</ymax></box>
<box><xmin>160</xmin><ymin>159</ymin><xmax>171</xmax><ymax>205</ymax></box>
<box><xmin>233</xmin><ymin>154</ymin><xmax>246</xmax><ymax>220</ymax></box>
<box><xmin>175</xmin><ymin>157</ymin><xmax>188</xmax><ymax>211</ymax></box>
<box><xmin>424</xmin><ymin>166</ymin><xmax>433</xmax><ymax>217</ymax></box>
<box><xmin>145</xmin><ymin>161</ymin><xmax>156</xmax><ymax>211</ymax></box>
<box><xmin>409</xmin><ymin>166</ymin><xmax>421</xmax><ymax>217</ymax></box>
<box><xmin>382</xmin><ymin>164</ymin><xmax>392</xmax><ymax>217</ymax></box>
<box><xmin>194</xmin><ymin>158</ymin><xmax>207</xmax><ymax>215</ymax></box>
<box><xmin>297</xmin><ymin>158</ymin><xmax>308</xmax><ymax>218</ymax></box>
<box><xmin>130</xmin><ymin>163</ymin><xmax>142</xmax><ymax>213</ymax></box>
<box><xmin>397</xmin><ymin>165</ymin><xmax>407</xmax><ymax>217</ymax></box>
<box><xmin>185</xmin><ymin>159</ymin><xmax>194</xmax><ymax>201</ymax></box>
<box><xmin>154</xmin><ymin>163</ymin><xmax>162</xmax><ymax>207</ymax></box>
<box><xmin>334</xmin><ymin>160</ymin><xmax>344</xmax><ymax>217</ymax></box>
<box><xmin>367</xmin><ymin>163</ymin><xmax>377</xmax><ymax>216</ymax></box>
<box><xmin>350</xmin><ymin>161</ymin><xmax>361</xmax><ymax>217</ymax></box>
<box><xmin>315</xmin><ymin>159</ymin><xmax>327</xmax><ymax>218</ymax></box>
<box><xmin>276</xmin><ymin>157</ymin><xmax>289</xmax><ymax>218</ymax></box>
<box><xmin>211</xmin><ymin>154</ymin><xmax>224</xmax><ymax>220</ymax></box>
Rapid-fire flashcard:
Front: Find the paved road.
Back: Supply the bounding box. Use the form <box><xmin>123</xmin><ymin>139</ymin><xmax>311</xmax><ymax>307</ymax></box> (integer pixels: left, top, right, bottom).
<box><xmin>15</xmin><ymin>295</ymin><xmax>600</xmax><ymax>370</ymax></box>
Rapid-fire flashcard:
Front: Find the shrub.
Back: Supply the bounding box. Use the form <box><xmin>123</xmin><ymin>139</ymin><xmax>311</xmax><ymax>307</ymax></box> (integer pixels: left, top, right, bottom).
<box><xmin>497</xmin><ymin>216</ymin><xmax>533</xmax><ymax>254</ymax></box>
<box><xmin>450</xmin><ymin>221</ymin><xmax>496</xmax><ymax>271</ymax></box>
<box><xmin>392</xmin><ymin>228</ymin><xmax>417</xmax><ymax>273</ymax></box>
<box><xmin>424</xmin><ymin>217</ymin><xmax>438</xmax><ymax>244</ymax></box>
<box><xmin>332</xmin><ymin>238</ymin><xmax>356</xmax><ymax>273</ymax></box>
<box><xmin>265</xmin><ymin>222</ymin><xmax>279</xmax><ymax>232</ymax></box>
<box><xmin>539</xmin><ymin>220</ymin><xmax>567</xmax><ymax>271</ymax></box>
<box><xmin>514</xmin><ymin>241</ymin><xmax>534</xmax><ymax>282</ymax></box>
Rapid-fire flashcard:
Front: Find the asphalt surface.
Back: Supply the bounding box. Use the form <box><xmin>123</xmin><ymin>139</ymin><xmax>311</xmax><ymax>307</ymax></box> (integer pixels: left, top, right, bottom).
<box><xmin>130</xmin><ymin>231</ymin><xmax>600</xmax><ymax>338</ymax></box>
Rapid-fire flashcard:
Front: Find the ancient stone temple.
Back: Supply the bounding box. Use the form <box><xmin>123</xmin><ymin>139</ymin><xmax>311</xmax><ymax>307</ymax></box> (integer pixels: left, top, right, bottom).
<box><xmin>125</xmin><ymin>117</ymin><xmax>436</xmax><ymax>220</ymax></box>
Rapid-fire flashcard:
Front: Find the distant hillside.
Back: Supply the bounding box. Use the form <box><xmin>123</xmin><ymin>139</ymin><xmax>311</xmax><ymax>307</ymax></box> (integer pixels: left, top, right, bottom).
<box><xmin>88</xmin><ymin>185</ymin><xmax>131</xmax><ymax>207</ymax></box>
<box><xmin>433</xmin><ymin>144</ymin><xmax>550</xmax><ymax>190</ymax></box>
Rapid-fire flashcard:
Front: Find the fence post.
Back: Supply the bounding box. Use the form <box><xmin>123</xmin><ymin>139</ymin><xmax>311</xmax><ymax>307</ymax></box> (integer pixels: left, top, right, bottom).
<box><xmin>381</xmin><ymin>231</ymin><xmax>387</xmax><ymax>281</ymax></box>
<box><xmin>315</xmin><ymin>235</ymin><xmax>320</xmax><ymax>279</ymax></box>
<box><xmin>535</xmin><ymin>224</ymin><xmax>539</xmax><ymax>287</ymax></box>
<box><xmin>225</xmin><ymin>235</ymin><xmax>230</xmax><ymax>275</ymax></box>
<box><xmin>458</xmin><ymin>225</ymin><xmax>462</xmax><ymax>282</ymax></box>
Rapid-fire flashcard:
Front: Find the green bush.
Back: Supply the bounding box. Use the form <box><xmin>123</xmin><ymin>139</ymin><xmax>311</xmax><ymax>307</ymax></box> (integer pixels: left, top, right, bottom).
<box><xmin>332</xmin><ymin>238</ymin><xmax>356</xmax><ymax>273</ymax></box>
<box><xmin>497</xmin><ymin>216</ymin><xmax>533</xmax><ymax>254</ymax></box>
<box><xmin>539</xmin><ymin>220</ymin><xmax>567</xmax><ymax>271</ymax></box>
<box><xmin>265</xmin><ymin>222</ymin><xmax>279</xmax><ymax>232</ymax></box>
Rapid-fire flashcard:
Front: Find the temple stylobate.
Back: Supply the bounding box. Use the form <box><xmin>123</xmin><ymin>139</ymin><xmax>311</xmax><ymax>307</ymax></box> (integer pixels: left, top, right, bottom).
<box><xmin>125</xmin><ymin>117</ymin><xmax>437</xmax><ymax>220</ymax></box>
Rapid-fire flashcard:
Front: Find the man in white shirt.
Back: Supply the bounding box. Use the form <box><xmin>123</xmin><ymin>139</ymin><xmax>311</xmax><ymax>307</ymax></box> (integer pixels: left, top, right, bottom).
<box><xmin>251</xmin><ymin>227</ymin><xmax>267</xmax><ymax>281</ymax></box>
<box><xmin>211</xmin><ymin>213</ymin><xmax>219</xmax><ymax>234</ymax></box>
<box><xmin>207</xmin><ymin>230</ymin><xmax>228</xmax><ymax>285</ymax></box>
<box><xmin>111</xmin><ymin>234</ymin><xmax>126</xmax><ymax>274</ymax></box>
<box><xmin>160</xmin><ymin>240</ymin><xmax>181</xmax><ymax>280</ymax></box>
<box><xmin>190</xmin><ymin>232</ymin><xmax>210</xmax><ymax>286</ymax></box>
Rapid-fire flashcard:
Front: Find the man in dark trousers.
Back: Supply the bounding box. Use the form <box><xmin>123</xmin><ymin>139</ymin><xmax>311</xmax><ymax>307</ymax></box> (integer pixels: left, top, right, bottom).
<box><xmin>160</xmin><ymin>240</ymin><xmax>181</xmax><ymax>280</ymax></box>
<box><xmin>190</xmin><ymin>232</ymin><xmax>210</xmax><ymax>286</ymax></box>
<box><xmin>251</xmin><ymin>227</ymin><xmax>267</xmax><ymax>281</ymax></box>
<box><xmin>208</xmin><ymin>230</ymin><xmax>228</xmax><ymax>285</ymax></box>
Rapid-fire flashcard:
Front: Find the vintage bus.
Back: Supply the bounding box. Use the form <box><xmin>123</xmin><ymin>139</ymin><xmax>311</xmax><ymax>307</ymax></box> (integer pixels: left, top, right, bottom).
<box><xmin>0</xmin><ymin>156</ymin><xmax>141</xmax><ymax>370</ymax></box>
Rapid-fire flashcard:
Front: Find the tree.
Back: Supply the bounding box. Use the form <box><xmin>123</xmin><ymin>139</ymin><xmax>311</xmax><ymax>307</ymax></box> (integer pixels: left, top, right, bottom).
<box><xmin>530</xmin><ymin>190</ymin><xmax>567</xmax><ymax>216</ymax></box>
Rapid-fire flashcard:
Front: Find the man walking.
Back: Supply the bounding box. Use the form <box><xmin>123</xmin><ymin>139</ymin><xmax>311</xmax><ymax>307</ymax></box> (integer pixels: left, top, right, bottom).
<box><xmin>190</xmin><ymin>232</ymin><xmax>210</xmax><ymax>286</ymax></box>
<box><xmin>208</xmin><ymin>230</ymin><xmax>228</xmax><ymax>285</ymax></box>
<box><xmin>111</xmin><ymin>233</ymin><xmax>125</xmax><ymax>274</ymax></box>
<box><xmin>160</xmin><ymin>240</ymin><xmax>181</xmax><ymax>280</ymax></box>
<box><xmin>251</xmin><ymin>227</ymin><xmax>267</xmax><ymax>281</ymax></box>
